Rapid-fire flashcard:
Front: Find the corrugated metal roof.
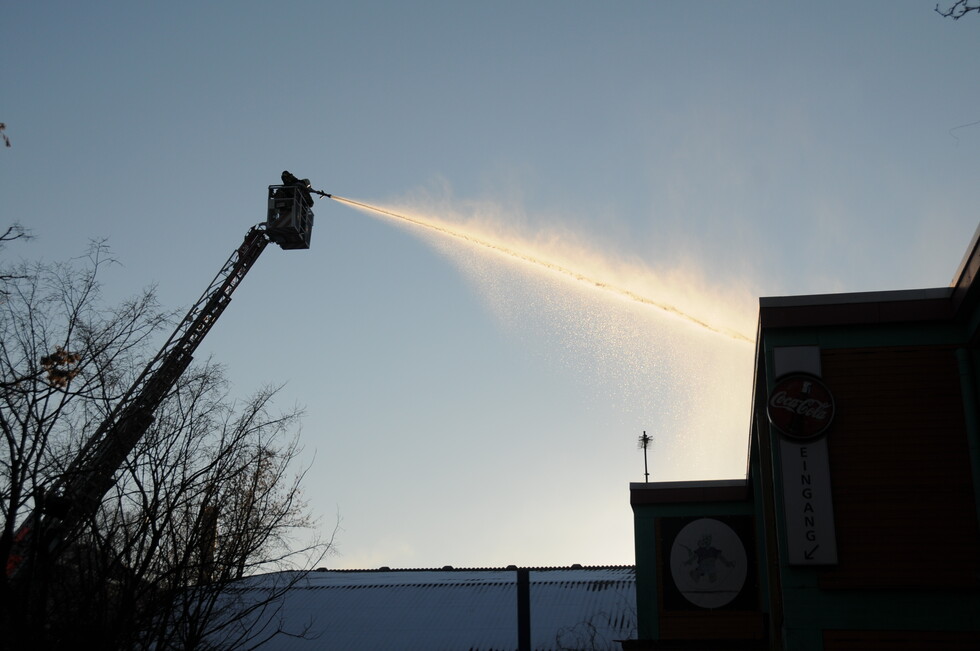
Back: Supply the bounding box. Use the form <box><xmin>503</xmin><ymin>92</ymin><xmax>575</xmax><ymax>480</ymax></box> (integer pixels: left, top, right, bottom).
<box><xmin>211</xmin><ymin>566</ymin><xmax>635</xmax><ymax>651</ymax></box>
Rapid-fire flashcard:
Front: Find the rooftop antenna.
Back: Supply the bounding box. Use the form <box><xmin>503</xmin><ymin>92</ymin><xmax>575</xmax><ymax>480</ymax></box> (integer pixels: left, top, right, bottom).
<box><xmin>637</xmin><ymin>431</ymin><xmax>652</xmax><ymax>483</ymax></box>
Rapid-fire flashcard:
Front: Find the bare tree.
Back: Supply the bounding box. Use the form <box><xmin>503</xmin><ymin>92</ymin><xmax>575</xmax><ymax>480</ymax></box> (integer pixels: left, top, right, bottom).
<box><xmin>556</xmin><ymin>611</ymin><xmax>635</xmax><ymax>651</ymax></box>
<box><xmin>555</xmin><ymin>594</ymin><xmax>636</xmax><ymax>651</ymax></box>
<box><xmin>0</xmin><ymin>237</ymin><xmax>329</xmax><ymax>649</ymax></box>
<box><xmin>936</xmin><ymin>1</ymin><xmax>980</xmax><ymax>19</ymax></box>
<box><xmin>0</xmin><ymin>224</ymin><xmax>30</xmax><ymax>295</ymax></box>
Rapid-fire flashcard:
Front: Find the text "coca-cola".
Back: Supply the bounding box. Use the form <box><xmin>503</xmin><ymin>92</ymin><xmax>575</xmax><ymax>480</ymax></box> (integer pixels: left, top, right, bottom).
<box><xmin>767</xmin><ymin>374</ymin><xmax>835</xmax><ymax>440</ymax></box>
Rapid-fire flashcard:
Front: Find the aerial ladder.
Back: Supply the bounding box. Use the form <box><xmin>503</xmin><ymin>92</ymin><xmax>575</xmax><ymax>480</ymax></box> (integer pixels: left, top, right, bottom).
<box><xmin>5</xmin><ymin>173</ymin><xmax>328</xmax><ymax>583</ymax></box>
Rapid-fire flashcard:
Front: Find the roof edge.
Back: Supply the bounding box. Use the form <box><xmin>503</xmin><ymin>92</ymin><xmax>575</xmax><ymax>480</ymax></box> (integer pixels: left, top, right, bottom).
<box><xmin>630</xmin><ymin>478</ymin><xmax>749</xmax><ymax>505</ymax></box>
<box><xmin>760</xmin><ymin>287</ymin><xmax>951</xmax><ymax>308</ymax></box>
<box><xmin>311</xmin><ymin>564</ymin><xmax>637</xmax><ymax>573</ymax></box>
<box><xmin>951</xmin><ymin>221</ymin><xmax>980</xmax><ymax>289</ymax></box>
<box><xmin>758</xmin><ymin>286</ymin><xmax>955</xmax><ymax>329</ymax></box>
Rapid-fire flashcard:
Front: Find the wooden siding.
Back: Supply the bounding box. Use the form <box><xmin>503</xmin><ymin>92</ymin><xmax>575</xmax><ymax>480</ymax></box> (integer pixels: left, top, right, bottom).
<box><xmin>817</xmin><ymin>346</ymin><xmax>980</xmax><ymax>589</ymax></box>
<box><xmin>658</xmin><ymin>611</ymin><xmax>766</xmax><ymax>641</ymax></box>
<box><xmin>824</xmin><ymin>629</ymin><xmax>980</xmax><ymax>650</ymax></box>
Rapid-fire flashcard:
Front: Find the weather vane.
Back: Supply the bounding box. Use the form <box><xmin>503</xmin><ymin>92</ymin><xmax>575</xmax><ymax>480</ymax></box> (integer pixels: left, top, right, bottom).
<box><xmin>637</xmin><ymin>431</ymin><xmax>652</xmax><ymax>483</ymax></box>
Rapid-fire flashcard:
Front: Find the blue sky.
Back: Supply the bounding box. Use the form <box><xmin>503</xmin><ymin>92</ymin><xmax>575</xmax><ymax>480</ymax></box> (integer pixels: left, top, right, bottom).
<box><xmin>2</xmin><ymin>2</ymin><xmax>978</xmax><ymax>569</ymax></box>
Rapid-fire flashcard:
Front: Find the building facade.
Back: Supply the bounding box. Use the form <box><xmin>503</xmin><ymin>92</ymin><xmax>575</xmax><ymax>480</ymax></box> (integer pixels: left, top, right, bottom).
<box><xmin>628</xmin><ymin>228</ymin><xmax>980</xmax><ymax>649</ymax></box>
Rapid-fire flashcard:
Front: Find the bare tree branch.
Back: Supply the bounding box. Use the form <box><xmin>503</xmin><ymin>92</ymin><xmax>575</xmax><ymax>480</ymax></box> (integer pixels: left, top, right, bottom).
<box><xmin>0</xmin><ymin>244</ymin><xmax>330</xmax><ymax>650</ymax></box>
<box><xmin>936</xmin><ymin>0</ymin><xmax>980</xmax><ymax>19</ymax></box>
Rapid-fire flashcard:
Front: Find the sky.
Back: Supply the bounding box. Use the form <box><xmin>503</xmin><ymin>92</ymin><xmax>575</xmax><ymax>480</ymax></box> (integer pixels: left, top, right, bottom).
<box><xmin>2</xmin><ymin>2</ymin><xmax>978</xmax><ymax>570</ymax></box>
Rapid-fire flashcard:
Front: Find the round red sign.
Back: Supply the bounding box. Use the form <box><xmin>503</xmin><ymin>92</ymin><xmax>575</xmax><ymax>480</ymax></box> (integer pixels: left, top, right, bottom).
<box><xmin>766</xmin><ymin>373</ymin><xmax>835</xmax><ymax>440</ymax></box>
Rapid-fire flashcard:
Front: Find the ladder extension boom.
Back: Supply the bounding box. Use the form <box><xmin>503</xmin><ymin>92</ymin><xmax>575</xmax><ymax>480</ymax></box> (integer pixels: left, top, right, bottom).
<box><xmin>7</xmin><ymin>217</ymin><xmax>289</xmax><ymax>580</ymax></box>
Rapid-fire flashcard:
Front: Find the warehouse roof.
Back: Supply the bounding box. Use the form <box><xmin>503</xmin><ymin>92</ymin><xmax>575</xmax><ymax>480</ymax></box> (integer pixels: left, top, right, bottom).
<box><xmin>210</xmin><ymin>565</ymin><xmax>636</xmax><ymax>651</ymax></box>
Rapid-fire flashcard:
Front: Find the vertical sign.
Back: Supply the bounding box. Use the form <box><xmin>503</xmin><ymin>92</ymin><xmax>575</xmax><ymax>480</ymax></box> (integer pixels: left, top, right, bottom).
<box><xmin>777</xmin><ymin>438</ymin><xmax>838</xmax><ymax>564</ymax></box>
<box><xmin>770</xmin><ymin>347</ymin><xmax>839</xmax><ymax>566</ymax></box>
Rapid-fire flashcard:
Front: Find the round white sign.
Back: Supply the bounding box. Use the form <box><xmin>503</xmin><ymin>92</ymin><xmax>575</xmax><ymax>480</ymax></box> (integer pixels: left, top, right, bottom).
<box><xmin>669</xmin><ymin>518</ymin><xmax>747</xmax><ymax>609</ymax></box>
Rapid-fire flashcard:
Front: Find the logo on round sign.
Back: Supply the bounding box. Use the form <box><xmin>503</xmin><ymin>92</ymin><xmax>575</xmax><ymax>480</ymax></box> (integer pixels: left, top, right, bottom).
<box><xmin>767</xmin><ymin>373</ymin><xmax>835</xmax><ymax>440</ymax></box>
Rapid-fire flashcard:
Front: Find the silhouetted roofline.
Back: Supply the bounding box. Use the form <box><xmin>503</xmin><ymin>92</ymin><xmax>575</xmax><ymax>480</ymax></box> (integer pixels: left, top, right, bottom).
<box><xmin>630</xmin><ymin>478</ymin><xmax>749</xmax><ymax>504</ymax></box>
<box><xmin>951</xmin><ymin>222</ymin><xmax>980</xmax><ymax>290</ymax></box>
<box><xmin>314</xmin><ymin>563</ymin><xmax>636</xmax><ymax>573</ymax></box>
<box><xmin>757</xmin><ymin>221</ymin><xmax>980</xmax><ymax>330</ymax></box>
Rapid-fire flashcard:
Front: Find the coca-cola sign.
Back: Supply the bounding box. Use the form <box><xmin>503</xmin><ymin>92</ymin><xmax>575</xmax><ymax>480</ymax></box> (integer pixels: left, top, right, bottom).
<box><xmin>767</xmin><ymin>374</ymin><xmax>835</xmax><ymax>440</ymax></box>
